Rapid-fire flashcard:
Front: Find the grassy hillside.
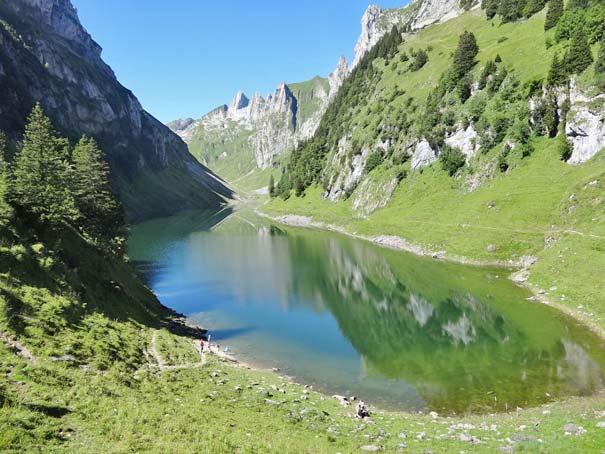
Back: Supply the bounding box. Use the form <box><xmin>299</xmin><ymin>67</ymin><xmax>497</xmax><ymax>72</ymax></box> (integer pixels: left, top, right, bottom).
<box><xmin>265</xmin><ymin>6</ymin><xmax>605</xmax><ymax>334</ymax></box>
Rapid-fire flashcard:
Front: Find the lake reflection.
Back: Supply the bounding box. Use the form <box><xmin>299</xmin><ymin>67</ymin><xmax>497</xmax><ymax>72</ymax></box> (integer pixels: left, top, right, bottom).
<box><xmin>129</xmin><ymin>209</ymin><xmax>605</xmax><ymax>413</ymax></box>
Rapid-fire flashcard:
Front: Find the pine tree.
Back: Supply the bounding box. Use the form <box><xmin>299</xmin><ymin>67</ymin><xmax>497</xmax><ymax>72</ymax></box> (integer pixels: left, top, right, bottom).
<box><xmin>547</xmin><ymin>52</ymin><xmax>568</xmax><ymax>86</ymax></box>
<box><xmin>524</xmin><ymin>0</ymin><xmax>547</xmax><ymax>17</ymax></box>
<box><xmin>498</xmin><ymin>0</ymin><xmax>523</xmax><ymax>23</ymax></box>
<box><xmin>0</xmin><ymin>131</ymin><xmax>6</xmax><ymax>170</ymax></box>
<box><xmin>8</xmin><ymin>104</ymin><xmax>78</xmax><ymax>225</ymax></box>
<box><xmin>452</xmin><ymin>31</ymin><xmax>479</xmax><ymax>80</ymax></box>
<box><xmin>268</xmin><ymin>174</ymin><xmax>275</xmax><ymax>197</ymax></box>
<box><xmin>483</xmin><ymin>0</ymin><xmax>499</xmax><ymax>19</ymax></box>
<box><xmin>565</xmin><ymin>27</ymin><xmax>594</xmax><ymax>74</ymax></box>
<box><xmin>557</xmin><ymin>134</ymin><xmax>574</xmax><ymax>161</ymax></box>
<box><xmin>72</xmin><ymin>136</ymin><xmax>125</xmax><ymax>250</ymax></box>
<box><xmin>595</xmin><ymin>38</ymin><xmax>605</xmax><ymax>74</ymax></box>
<box><xmin>545</xmin><ymin>0</ymin><xmax>564</xmax><ymax>31</ymax></box>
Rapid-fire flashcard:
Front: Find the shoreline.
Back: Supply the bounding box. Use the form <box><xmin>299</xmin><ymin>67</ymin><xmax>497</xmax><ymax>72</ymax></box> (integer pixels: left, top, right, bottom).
<box><xmin>256</xmin><ymin>209</ymin><xmax>605</xmax><ymax>341</ymax></box>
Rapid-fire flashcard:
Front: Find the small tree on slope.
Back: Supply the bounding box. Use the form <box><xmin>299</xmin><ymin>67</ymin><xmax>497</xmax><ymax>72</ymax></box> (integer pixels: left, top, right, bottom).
<box><xmin>72</xmin><ymin>136</ymin><xmax>125</xmax><ymax>251</ymax></box>
<box><xmin>545</xmin><ymin>0</ymin><xmax>564</xmax><ymax>31</ymax></box>
<box><xmin>565</xmin><ymin>27</ymin><xmax>594</xmax><ymax>74</ymax></box>
<box><xmin>452</xmin><ymin>31</ymin><xmax>479</xmax><ymax>80</ymax></box>
<box><xmin>9</xmin><ymin>104</ymin><xmax>78</xmax><ymax>225</ymax></box>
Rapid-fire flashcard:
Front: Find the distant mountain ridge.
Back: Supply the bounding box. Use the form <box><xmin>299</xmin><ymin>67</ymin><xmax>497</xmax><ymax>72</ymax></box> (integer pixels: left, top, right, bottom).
<box><xmin>0</xmin><ymin>0</ymin><xmax>233</xmax><ymax>221</ymax></box>
<box><xmin>169</xmin><ymin>0</ymin><xmax>477</xmax><ymax>185</ymax></box>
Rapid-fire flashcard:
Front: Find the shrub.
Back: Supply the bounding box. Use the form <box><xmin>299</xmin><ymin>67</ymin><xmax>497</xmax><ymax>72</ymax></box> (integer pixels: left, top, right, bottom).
<box><xmin>410</xmin><ymin>49</ymin><xmax>428</xmax><ymax>71</ymax></box>
<box><xmin>545</xmin><ymin>0</ymin><xmax>564</xmax><ymax>31</ymax></box>
<box><xmin>557</xmin><ymin>135</ymin><xmax>574</xmax><ymax>161</ymax></box>
<box><xmin>439</xmin><ymin>146</ymin><xmax>466</xmax><ymax>176</ymax></box>
<box><xmin>365</xmin><ymin>151</ymin><xmax>383</xmax><ymax>173</ymax></box>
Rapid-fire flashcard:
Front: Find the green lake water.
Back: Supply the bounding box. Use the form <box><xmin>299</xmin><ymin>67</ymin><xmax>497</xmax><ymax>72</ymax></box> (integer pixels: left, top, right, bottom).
<box><xmin>128</xmin><ymin>208</ymin><xmax>605</xmax><ymax>414</ymax></box>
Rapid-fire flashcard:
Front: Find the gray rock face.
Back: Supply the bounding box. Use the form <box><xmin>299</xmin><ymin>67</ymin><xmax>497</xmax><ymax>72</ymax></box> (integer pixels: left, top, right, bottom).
<box><xmin>411</xmin><ymin>140</ymin><xmax>437</xmax><ymax>170</ymax></box>
<box><xmin>329</xmin><ymin>55</ymin><xmax>350</xmax><ymax>98</ymax></box>
<box><xmin>174</xmin><ymin>76</ymin><xmax>336</xmax><ymax>170</ymax></box>
<box><xmin>566</xmin><ymin>80</ymin><xmax>605</xmax><ymax>164</ymax></box>
<box><xmin>0</xmin><ymin>0</ymin><xmax>233</xmax><ymax>220</ymax></box>
<box><xmin>445</xmin><ymin>125</ymin><xmax>479</xmax><ymax>158</ymax></box>
<box><xmin>412</xmin><ymin>0</ymin><xmax>475</xmax><ymax>30</ymax></box>
<box><xmin>351</xmin><ymin>0</ymin><xmax>473</xmax><ymax>69</ymax></box>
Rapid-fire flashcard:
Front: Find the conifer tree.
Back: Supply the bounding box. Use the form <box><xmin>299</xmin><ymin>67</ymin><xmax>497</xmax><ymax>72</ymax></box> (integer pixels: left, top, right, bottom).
<box><xmin>595</xmin><ymin>38</ymin><xmax>605</xmax><ymax>75</ymax></box>
<box><xmin>524</xmin><ymin>0</ymin><xmax>547</xmax><ymax>17</ymax></box>
<box><xmin>452</xmin><ymin>31</ymin><xmax>479</xmax><ymax>80</ymax></box>
<box><xmin>483</xmin><ymin>0</ymin><xmax>499</xmax><ymax>19</ymax></box>
<box><xmin>498</xmin><ymin>0</ymin><xmax>523</xmax><ymax>23</ymax></box>
<box><xmin>565</xmin><ymin>27</ymin><xmax>594</xmax><ymax>74</ymax></box>
<box><xmin>8</xmin><ymin>104</ymin><xmax>78</xmax><ymax>225</ymax></box>
<box><xmin>72</xmin><ymin>136</ymin><xmax>125</xmax><ymax>250</ymax></box>
<box><xmin>268</xmin><ymin>174</ymin><xmax>275</xmax><ymax>197</ymax></box>
<box><xmin>545</xmin><ymin>0</ymin><xmax>564</xmax><ymax>30</ymax></box>
<box><xmin>0</xmin><ymin>131</ymin><xmax>6</xmax><ymax>170</ymax></box>
<box><xmin>547</xmin><ymin>52</ymin><xmax>568</xmax><ymax>86</ymax></box>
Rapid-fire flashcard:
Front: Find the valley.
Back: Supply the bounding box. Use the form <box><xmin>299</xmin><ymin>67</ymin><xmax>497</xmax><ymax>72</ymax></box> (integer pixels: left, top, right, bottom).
<box><xmin>1</xmin><ymin>0</ymin><xmax>605</xmax><ymax>452</ymax></box>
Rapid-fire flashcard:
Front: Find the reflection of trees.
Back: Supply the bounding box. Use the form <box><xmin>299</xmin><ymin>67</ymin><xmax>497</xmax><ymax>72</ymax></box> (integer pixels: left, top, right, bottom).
<box><xmin>285</xmin><ymin>232</ymin><xmax>605</xmax><ymax>413</ymax></box>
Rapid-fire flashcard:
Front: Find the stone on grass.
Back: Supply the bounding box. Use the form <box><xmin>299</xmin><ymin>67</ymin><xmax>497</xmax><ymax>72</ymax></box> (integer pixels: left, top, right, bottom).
<box><xmin>360</xmin><ymin>445</ymin><xmax>381</xmax><ymax>452</ymax></box>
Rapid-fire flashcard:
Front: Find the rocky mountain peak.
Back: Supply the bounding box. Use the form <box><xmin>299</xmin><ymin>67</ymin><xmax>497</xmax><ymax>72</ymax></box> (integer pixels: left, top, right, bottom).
<box><xmin>229</xmin><ymin>91</ymin><xmax>250</xmax><ymax>112</ymax></box>
<box><xmin>12</xmin><ymin>0</ymin><xmax>112</xmax><ymax>76</ymax></box>
<box><xmin>329</xmin><ymin>55</ymin><xmax>350</xmax><ymax>97</ymax></box>
<box><xmin>353</xmin><ymin>5</ymin><xmax>384</xmax><ymax>68</ymax></box>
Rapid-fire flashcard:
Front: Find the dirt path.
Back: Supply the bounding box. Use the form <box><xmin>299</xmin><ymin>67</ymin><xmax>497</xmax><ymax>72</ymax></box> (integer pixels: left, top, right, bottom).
<box><xmin>147</xmin><ymin>331</ymin><xmax>207</xmax><ymax>371</ymax></box>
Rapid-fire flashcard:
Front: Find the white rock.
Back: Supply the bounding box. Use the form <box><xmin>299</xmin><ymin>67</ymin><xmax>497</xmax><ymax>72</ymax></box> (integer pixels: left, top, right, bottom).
<box><xmin>411</xmin><ymin>140</ymin><xmax>437</xmax><ymax>170</ymax></box>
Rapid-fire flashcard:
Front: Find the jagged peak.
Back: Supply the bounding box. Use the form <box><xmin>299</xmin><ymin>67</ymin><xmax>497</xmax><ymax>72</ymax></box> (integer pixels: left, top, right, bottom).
<box><xmin>230</xmin><ymin>91</ymin><xmax>250</xmax><ymax>111</ymax></box>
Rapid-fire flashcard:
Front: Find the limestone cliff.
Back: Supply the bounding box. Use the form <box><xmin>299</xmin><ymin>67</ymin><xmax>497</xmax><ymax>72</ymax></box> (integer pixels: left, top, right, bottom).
<box><xmin>0</xmin><ymin>0</ymin><xmax>233</xmax><ymax>221</ymax></box>
<box><xmin>172</xmin><ymin>70</ymin><xmax>348</xmax><ymax>174</ymax></box>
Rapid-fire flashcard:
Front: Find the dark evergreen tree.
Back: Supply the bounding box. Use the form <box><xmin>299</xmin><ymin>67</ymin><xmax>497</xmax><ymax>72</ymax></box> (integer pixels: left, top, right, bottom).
<box><xmin>72</xmin><ymin>136</ymin><xmax>125</xmax><ymax>251</ymax></box>
<box><xmin>458</xmin><ymin>76</ymin><xmax>473</xmax><ymax>103</ymax></box>
<box><xmin>452</xmin><ymin>31</ymin><xmax>479</xmax><ymax>80</ymax></box>
<box><xmin>545</xmin><ymin>0</ymin><xmax>564</xmax><ymax>30</ymax></box>
<box><xmin>565</xmin><ymin>27</ymin><xmax>594</xmax><ymax>74</ymax></box>
<box><xmin>543</xmin><ymin>94</ymin><xmax>560</xmax><ymax>137</ymax></box>
<box><xmin>495</xmin><ymin>54</ymin><xmax>503</xmax><ymax>63</ymax></box>
<box><xmin>557</xmin><ymin>134</ymin><xmax>574</xmax><ymax>161</ymax></box>
<box><xmin>547</xmin><ymin>52</ymin><xmax>569</xmax><ymax>86</ymax></box>
<box><xmin>567</xmin><ymin>0</ymin><xmax>589</xmax><ymax>9</ymax></box>
<box><xmin>498</xmin><ymin>0</ymin><xmax>524</xmax><ymax>23</ymax></box>
<box><xmin>411</xmin><ymin>49</ymin><xmax>428</xmax><ymax>71</ymax></box>
<box><xmin>483</xmin><ymin>0</ymin><xmax>499</xmax><ymax>19</ymax></box>
<box><xmin>0</xmin><ymin>131</ymin><xmax>6</xmax><ymax>169</ymax></box>
<box><xmin>268</xmin><ymin>174</ymin><xmax>275</xmax><ymax>197</ymax></box>
<box><xmin>439</xmin><ymin>146</ymin><xmax>466</xmax><ymax>176</ymax></box>
<box><xmin>8</xmin><ymin>104</ymin><xmax>78</xmax><ymax>225</ymax></box>
<box><xmin>595</xmin><ymin>38</ymin><xmax>605</xmax><ymax>74</ymax></box>
<box><xmin>524</xmin><ymin>0</ymin><xmax>547</xmax><ymax>17</ymax></box>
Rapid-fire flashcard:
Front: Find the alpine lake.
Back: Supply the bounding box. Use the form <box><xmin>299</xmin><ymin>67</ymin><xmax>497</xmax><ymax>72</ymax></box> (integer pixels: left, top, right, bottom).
<box><xmin>128</xmin><ymin>208</ymin><xmax>605</xmax><ymax>414</ymax></box>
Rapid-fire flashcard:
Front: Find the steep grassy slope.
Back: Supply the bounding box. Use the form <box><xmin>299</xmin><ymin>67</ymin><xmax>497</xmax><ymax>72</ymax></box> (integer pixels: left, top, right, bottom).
<box><xmin>265</xmin><ymin>7</ymin><xmax>605</xmax><ymax>333</ymax></box>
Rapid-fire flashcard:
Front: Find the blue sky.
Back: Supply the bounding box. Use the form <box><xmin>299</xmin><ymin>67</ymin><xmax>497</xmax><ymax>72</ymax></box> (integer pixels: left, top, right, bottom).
<box><xmin>73</xmin><ymin>0</ymin><xmax>407</xmax><ymax>123</ymax></box>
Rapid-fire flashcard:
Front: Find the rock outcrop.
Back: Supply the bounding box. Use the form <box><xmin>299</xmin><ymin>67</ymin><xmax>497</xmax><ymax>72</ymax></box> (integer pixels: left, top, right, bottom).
<box><xmin>566</xmin><ymin>80</ymin><xmax>605</xmax><ymax>164</ymax></box>
<box><xmin>0</xmin><ymin>0</ymin><xmax>233</xmax><ymax>221</ymax></box>
<box><xmin>351</xmin><ymin>0</ymin><xmax>476</xmax><ymax>68</ymax></box>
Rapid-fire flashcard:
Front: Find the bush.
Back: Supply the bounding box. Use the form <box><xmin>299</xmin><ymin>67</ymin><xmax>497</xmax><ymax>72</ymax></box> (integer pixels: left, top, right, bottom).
<box><xmin>410</xmin><ymin>49</ymin><xmax>428</xmax><ymax>71</ymax></box>
<box><xmin>439</xmin><ymin>146</ymin><xmax>466</xmax><ymax>176</ymax></box>
<box><xmin>545</xmin><ymin>0</ymin><xmax>564</xmax><ymax>31</ymax></box>
<box><xmin>365</xmin><ymin>151</ymin><xmax>383</xmax><ymax>173</ymax></box>
<box><xmin>557</xmin><ymin>135</ymin><xmax>574</xmax><ymax>162</ymax></box>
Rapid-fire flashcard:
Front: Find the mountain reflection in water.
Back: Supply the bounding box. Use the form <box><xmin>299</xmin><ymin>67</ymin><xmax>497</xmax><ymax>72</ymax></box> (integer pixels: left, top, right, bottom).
<box><xmin>129</xmin><ymin>209</ymin><xmax>605</xmax><ymax>413</ymax></box>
